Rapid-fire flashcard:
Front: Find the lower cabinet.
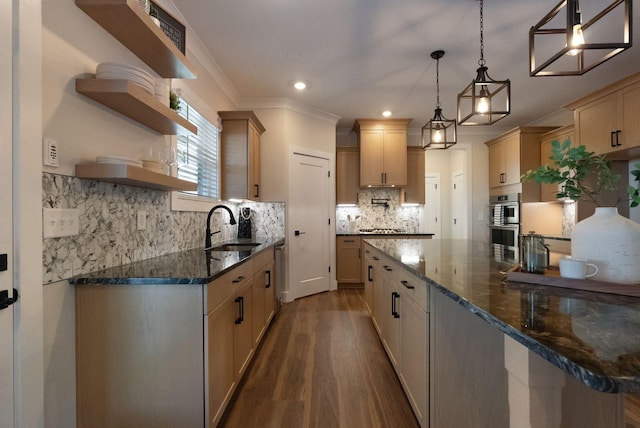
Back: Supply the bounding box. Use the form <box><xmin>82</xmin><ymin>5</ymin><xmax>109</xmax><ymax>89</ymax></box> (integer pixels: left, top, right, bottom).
<box><xmin>76</xmin><ymin>248</ymin><xmax>277</xmax><ymax>428</ymax></box>
<box><xmin>336</xmin><ymin>236</ymin><xmax>362</xmax><ymax>284</ymax></box>
<box><xmin>365</xmin><ymin>243</ymin><xmax>429</xmax><ymax>427</ymax></box>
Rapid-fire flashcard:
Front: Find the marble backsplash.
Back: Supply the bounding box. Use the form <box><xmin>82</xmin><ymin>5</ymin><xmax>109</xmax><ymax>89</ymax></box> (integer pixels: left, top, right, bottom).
<box><xmin>336</xmin><ymin>188</ymin><xmax>421</xmax><ymax>234</ymax></box>
<box><xmin>43</xmin><ymin>173</ymin><xmax>285</xmax><ymax>283</ymax></box>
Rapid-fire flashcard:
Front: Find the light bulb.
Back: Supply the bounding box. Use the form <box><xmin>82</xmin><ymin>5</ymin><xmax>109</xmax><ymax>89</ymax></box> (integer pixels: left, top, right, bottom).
<box><xmin>567</xmin><ymin>24</ymin><xmax>585</xmax><ymax>56</ymax></box>
<box><xmin>477</xmin><ymin>86</ymin><xmax>490</xmax><ymax>114</ymax></box>
<box><xmin>433</xmin><ymin>128</ymin><xmax>443</xmax><ymax>143</ymax></box>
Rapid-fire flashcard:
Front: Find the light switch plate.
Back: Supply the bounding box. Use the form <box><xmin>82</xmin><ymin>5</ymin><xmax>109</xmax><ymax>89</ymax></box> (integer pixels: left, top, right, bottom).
<box><xmin>43</xmin><ymin>208</ymin><xmax>79</xmax><ymax>238</ymax></box>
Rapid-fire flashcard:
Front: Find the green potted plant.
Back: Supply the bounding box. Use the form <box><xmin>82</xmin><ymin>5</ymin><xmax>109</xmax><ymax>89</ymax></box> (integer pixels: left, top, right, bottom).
<box><xmin>521</xmin><ymin>139</ymin><xmax>640</xmax><ymax>284</ymax></box>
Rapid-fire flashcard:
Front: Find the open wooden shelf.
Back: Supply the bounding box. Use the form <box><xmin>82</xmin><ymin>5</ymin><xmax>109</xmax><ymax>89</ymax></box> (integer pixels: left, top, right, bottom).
<box><xmin>75</xmin><ymin>0</ymin><xmax>196</xmax><ymax>79</ymax></box>
<box><xmin>76</xmin><ymin>78</ymin><xmax>197</xmax><ymax>135</ymax></box>
<box><xmin>76</xmin><ymin>163</ymin><xmax>198</xmax><ymax>192</ymax></box>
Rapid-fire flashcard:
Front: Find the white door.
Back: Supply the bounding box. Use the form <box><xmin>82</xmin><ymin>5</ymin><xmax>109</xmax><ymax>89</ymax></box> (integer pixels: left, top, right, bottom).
<box><xmin>289</xmin><ymin>151</ymin><xmax>331</xmax><ymax>300</ymax></box>
<box><xmin>423</xmin><ymin>174</ymin><xmax>441</xmax><ymax>238</ymax></box>
<box><xmin>0</xmin><ymin>0</ymin><xmax>14</xmax><ymax>425</ymax></box>
<box><xmin>452</xmin><ymin>171</ymin><xmax>466</xmax><ymax>239</ymax></box>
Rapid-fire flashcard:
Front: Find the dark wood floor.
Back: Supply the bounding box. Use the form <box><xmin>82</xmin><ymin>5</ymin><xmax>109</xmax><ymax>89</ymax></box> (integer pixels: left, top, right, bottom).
<box><xmin>220</xmin><ymin>289</ymin><xmax>420</xmax><ymax>428</ymax></box>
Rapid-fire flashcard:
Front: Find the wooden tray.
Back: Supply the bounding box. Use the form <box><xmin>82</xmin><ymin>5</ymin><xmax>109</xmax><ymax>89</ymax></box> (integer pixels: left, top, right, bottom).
<box><xmin>506</xmin><ymin>266</ymin><xmax>640</xmax><ymax>298</ymax></box>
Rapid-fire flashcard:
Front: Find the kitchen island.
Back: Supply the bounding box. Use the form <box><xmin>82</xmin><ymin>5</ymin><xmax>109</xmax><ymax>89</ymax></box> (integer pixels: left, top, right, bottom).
<box><xmin>365</xmin><ymin>238</ymin><xmax>640</xmax><ymax>427</ymax></box>
<box><xmin>70</xmin><ymin>236</ymin><xmax>284</xmax><ymax>428</ymax></box>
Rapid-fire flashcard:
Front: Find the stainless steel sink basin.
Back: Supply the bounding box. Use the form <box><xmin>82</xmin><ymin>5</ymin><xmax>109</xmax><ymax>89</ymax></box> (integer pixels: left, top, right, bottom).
<box><xmin>207</xmin><ymin>242</ymin><xmax>262</xmax><ymax>251</ymax></box>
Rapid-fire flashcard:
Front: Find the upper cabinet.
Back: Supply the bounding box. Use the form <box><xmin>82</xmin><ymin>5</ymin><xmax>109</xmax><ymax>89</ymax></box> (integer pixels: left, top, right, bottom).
<box><xmin>485</xmin><ymin>126</ymin><xmax>557</xmax><ymax>201</ymax></box>
<box><xmin>402</xmin><ymin>147</ymin><xmax>425</xmax><ymax>205</ymax></box>
<box><xmin>219</xmin><ymin>111</ymin><xmax>266</xmax><ymax>202</ymax></box>
<box><xmin>354</xmin><ymin>119</ymin><xmax>411</xmax><ymax>187</ymax></box>
<box><xmin>336</xmin><ymin>147</ymin><xmax>360</xmax><ymax>205</ymax></box>
<box><xmin>566</xmin><ymin>72</ymin><xmax>640</xmax><ymax>159</ymax></box>
<box><xmin>539</xmin><ymin>125</ymin><xmax>574</xmax><ymax>202</ymax></box>
<box><xmin>75</xmin><ymin>0</ymin><xmax>197</xmax><ymax>78</ymax></box>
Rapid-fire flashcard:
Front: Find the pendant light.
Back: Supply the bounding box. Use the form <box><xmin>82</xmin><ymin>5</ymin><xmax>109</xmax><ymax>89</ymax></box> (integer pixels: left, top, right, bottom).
<box><xmin>457</xmin><ymin>0</ymin><xmax>511</xmax><ymax>126</ymax></box>
<box><xmin>422</xmin><ymin>50</ymin><xmax>457</xmax><ymax>150</ymax></box>
<box><xmin>530</xmin><ymin>0</ymin><xmax>632</xmax><ymax>76</ymax></box>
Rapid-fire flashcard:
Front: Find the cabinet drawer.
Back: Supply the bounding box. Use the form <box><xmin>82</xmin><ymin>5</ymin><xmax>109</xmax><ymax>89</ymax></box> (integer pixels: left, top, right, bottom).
<box><xmin>207</xmin><ymin>261</ymin><xmax>253</xmax><ymax>313</ymax></box>
<box><xmin>252</xmin><ymin>248</ymin><xmax>274</xmax><ymax>271</ymax></box>
<box><xmin>381</xmin><ymin>260</ymin><xmax>428</xmax><ymax>313</ymax></box>
<box><xmin>338</xmin><ymin>236</ymin><xmax>361</xmax><ymax>248</ymax></box>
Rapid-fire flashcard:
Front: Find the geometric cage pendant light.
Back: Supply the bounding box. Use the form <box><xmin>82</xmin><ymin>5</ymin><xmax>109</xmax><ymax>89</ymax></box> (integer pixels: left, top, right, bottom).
<box><xmin>529</xmin><ymin>0</ymin><xmax>632</xmax><ymax>77</ymax></box>
<box><xmin>457</xmin><ymin>0</ymin><xmax>511</xmax><ymax>126</ymax></box>
<box><xmin>422</xmin><ymin>50</ymin><xmax>457</xmax><ymax>150</ymax></box>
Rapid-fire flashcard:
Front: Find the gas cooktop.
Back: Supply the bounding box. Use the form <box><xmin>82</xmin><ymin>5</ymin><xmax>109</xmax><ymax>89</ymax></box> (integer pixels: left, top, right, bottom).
<box><xmin>358</xmin><ymin>228</ymin><xmax>406</xmax><ymax>234</ymax></box>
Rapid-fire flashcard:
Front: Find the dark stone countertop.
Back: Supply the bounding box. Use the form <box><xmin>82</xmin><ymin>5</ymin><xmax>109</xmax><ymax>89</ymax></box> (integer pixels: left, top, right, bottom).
<box><xmin>70</xmin><ymin>237</ymin><xmax>285</xmax><ymax>285</ymax></box>
<box><xmin>364</xmin><ymin>238</ymin><xmax>640</xmax><ymax>394</ymax></box>
<box><xmin>336</xmin><ymin>232</ymin><xmax>435</xmax><ymax>237</ymax></box>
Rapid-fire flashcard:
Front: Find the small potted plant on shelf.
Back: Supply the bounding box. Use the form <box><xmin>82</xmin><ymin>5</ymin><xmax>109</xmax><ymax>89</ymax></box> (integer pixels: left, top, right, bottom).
<box><xmin>149</xmin><ymin>5</ymin><xmax>161</xmax><ymax>27</ymax></box>
<box><xmin>521</xmin><ymin>139</ymin><xmax>640</xmax><ymax>284</ymax></box>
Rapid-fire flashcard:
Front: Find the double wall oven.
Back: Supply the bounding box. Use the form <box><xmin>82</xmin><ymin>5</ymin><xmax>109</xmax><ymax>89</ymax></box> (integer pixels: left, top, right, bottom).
<box><xmin>489</xmin><ymin>194</ymin><xmax>520</xmax><ymax>250</ymax></box>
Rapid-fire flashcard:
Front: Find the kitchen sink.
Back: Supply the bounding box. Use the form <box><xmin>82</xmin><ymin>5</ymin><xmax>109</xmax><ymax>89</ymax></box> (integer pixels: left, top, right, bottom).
<box><xmin>207</xmin><ymin>242</ymin><xmax>262</xmax><ymax>251</ymax></box>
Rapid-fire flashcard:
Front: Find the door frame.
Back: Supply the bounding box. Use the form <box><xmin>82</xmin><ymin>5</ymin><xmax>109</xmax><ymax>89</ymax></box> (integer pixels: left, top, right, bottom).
<box><xmin>11</xmin><ymin>0</ymin><xmax>45</xmax><ymax>425</ymax></box>
<box><xmin>283</xmin><ymin>145</ymin><xmax>336</xmax><ymax>302</ymax></box>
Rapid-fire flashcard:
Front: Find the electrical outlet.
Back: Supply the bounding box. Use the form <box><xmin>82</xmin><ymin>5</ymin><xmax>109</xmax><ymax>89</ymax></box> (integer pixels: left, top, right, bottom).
<box><xmin>137</xmin><ymin>211</ymin><xmax>147</xmax><ymax>230</ymax></box>
<box><xmin>43</xmin><ymin>208</ymin><xmax>79</xmax><ymax>238</ymax></box>
<box><xmin>43</xmin><ymin>138</ymin><xmax>59</xmax><ymax>167</ymax></box>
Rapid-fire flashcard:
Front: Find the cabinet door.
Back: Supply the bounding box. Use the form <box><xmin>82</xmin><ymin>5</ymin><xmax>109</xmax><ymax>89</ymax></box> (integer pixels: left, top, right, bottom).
<box><xmin>488</xmin><ymin>143</ymin><xmax>505</xmax><ymax>188</ymax></box>
<box><xmin>402</xmin><ymin>147</ymin><xmax>425</xmax><ymax>204</ymax></box>
<box><xmin>399</xmin><ymin>292</ymin><xmax>428</xmax><ymax>426</ymax></box>
<box><xmin>621</xmin><ymin>83</ymin><xmax>640</xmax><ymax>151</ymax></box>
<box><xmin>383</xmin><ymin>130</ymin><xmax>408</xmax><ymax>186</ymax></box>
<box><xmin>363</xmin><ymin>251</ymin><xmax>375</xmax><ymax>314</ymax></box>
<box><xmin>263</xmin><ymin>262</ymin><xmax>275</xmax><ymax>325</ymax></box>
<box><xmin>575</xmin><ymin>94</ymin><xmax>619</xmax><ymax>155</ymax></box>
<box><xmin>540</xmin><ymin>127</ymin><xmax>574</xmax><ymax>202</ymax></box>
<box><xmin>336</xmin><ymin>148</ymin><xmax>360</xmax><ymax>204</ymax></box>
<box><xmin>336</xmin><ymin>236</ymin><xmax>362</xmax><ymax>283</ymax></box>
<box><xmin>360</xmin><ymin>130</ymin><xmax>384</xmax><ymax>186</ymax></box>
<box><xmin>234</xmin><ymin>279</ymin><xmax>254</xmax><ymax>380</ymax></box>
<box><xmin>503</xmin><ymin>135</ymin><xmax>521</xmax><ymax>186</ymax></box>
<box><xmin>372</xmin><ymin>255</ymin><xmax>385</xmax><ymax>334</ymax></box>
<box><xmin>207</xmin><ymin>297</ymin><xmax>236</xmax><ymax>427</ymax></box>
<box><xmin>381</xmin><ymin>269</ymin><xmax>400</xmax><ymax>368</ymax></box>
<box><xmin>248</xmin><ymin>122</ymin><xmax>261</xmax><ymax>201</ymax></box>
<box><xmin>251</xmin><ymin>270</ymin><xmax>266</xmax><ymax>347</ymax></box>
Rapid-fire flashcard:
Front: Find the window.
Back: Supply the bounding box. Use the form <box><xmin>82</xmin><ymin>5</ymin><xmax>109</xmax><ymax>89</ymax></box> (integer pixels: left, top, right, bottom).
<box><xmin>176</xmin><ymin>97</ymin><xmax>219</xmax><ymax>199</ymax></box>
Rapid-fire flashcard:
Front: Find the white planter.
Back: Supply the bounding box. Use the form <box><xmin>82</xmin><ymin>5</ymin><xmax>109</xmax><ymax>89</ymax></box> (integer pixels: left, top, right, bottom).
<box><xmin>571</xmin><ymin>207</ymin><xmax>640</xmax><ymax>284</ymax></box>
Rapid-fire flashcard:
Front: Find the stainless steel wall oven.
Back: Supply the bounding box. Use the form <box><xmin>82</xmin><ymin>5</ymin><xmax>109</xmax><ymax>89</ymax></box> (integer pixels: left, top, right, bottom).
<box><xmin>489</xmin><ymin>194</ymin><xmax>520</xmax><ymax>250</ymax></box>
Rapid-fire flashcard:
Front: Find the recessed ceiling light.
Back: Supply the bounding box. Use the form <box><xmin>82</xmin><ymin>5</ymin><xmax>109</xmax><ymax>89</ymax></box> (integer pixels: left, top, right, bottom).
<box><xmin>294</xmin><ymin>81</ymin><xmax>307</xmax><ymax>90</ymax></box>
<box><xmin>382</xmin><ymin>110</ymin><xmax>392</xmax><ymax>117</ymax></box>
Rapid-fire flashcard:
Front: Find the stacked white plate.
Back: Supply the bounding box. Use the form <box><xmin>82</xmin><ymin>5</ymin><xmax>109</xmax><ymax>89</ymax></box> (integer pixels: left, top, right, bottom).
<box><xmin>96</xmin><ymin>62</ymin><xmax>155</xmax><ymax>95</ymax></box>
<box><xmin>96</xmin><ymin>155</ymin><xmax>143</xmax><ymax>168</ymax></box>
<box><xmin>154</xmin><ymin>79</ymin><xmax>170</xmax><ymax>106</ymax></box>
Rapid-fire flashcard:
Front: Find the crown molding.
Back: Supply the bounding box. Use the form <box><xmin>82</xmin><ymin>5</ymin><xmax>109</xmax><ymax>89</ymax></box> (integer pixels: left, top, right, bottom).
<box><xmin>238</xmin><ymin>97</ymin><xmax>341</xmax><ymax>125</ymax></box>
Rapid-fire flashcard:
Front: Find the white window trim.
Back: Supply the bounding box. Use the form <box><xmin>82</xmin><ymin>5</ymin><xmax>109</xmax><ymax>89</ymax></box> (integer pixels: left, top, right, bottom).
<box><xmin>170</xmin><ymin>84</ymin><xmax>223</xmax><ymax>212</ymax></box>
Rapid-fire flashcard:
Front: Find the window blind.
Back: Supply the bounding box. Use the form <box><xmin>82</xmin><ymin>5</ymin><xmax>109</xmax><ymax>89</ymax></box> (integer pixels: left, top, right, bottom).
<box><xmin>176</xmin><ymin>99</ymin><xmax>219</xmax><ymax>199</ymax></box>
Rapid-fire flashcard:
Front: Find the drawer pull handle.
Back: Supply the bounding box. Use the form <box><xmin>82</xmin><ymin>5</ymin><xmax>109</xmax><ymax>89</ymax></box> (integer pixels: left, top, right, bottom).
<box><xmin>235</xmin><ymin>296</ymin><xmax>244</xmax><ymax>324</ymax></box>
<box><xmin>391</xmin><ymin>292</ymin><xmax>400</xmax><ymax>318</ymax></box>
<box><xmin>232</xmin><ymin>275</ymin><xmax>245</xmax><ymax>283</ymax></box>
<box><xmin>401</xmin><ymin>280</ymin><xmax>415</xmax><ymax>289</ymax></box>
<box><xmin>373</xmin><ymin>256</ymin><xmax>379</xmax><ymax>261</ymax></box>
<box><xmin>265</xmin><ymin>270</ymin><xmax>272</xmax><ymax>288</ymax></box>
<box><xmin>383</xmin><ymin>265</ymin><xmax>392</xmax><ymax>272</ymax></box>
<box><xmin>367</xmin><ymin>265</ymin><xmax>373</xmax><ymax>282</ymax></box>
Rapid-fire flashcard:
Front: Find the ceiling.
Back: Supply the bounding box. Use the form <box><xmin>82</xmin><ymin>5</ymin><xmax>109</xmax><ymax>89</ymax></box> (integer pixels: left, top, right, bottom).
<box><xmin>170</xmin><ymin>0</ymin><xmax>640</xmax><ymax>133</ymax></box>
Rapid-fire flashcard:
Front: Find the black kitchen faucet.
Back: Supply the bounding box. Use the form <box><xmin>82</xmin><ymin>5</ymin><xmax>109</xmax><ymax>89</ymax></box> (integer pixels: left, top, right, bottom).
<box><xmin>205</xmin><ymin>205</ymin><xmax>237</xmax><ymax>249</ymax></box>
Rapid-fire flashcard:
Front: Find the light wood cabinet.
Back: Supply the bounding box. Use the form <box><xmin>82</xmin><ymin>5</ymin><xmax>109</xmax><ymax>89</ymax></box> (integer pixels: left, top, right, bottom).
<box><xmin>366</xmin><ymin>243</ymin><xmax>429</xmax><ymax>427</ymax></box>
<box><xmin>76</xmin><ymin>247</ymin><xmax>277</xmax><ymax>428</ymax></box>
<box><xmin>485</xmin><ymin>126</ymin><xmax>557</xmax><ymax>201</ymax></box>
<box><xmin>336</xmin><ymin>236</ymin><xmax>362</xmax><ymax>284</ymax></box>
<box><xmin>402</xmin><ymin>147</ymin><xmax>425</xmax><ymax>205</ymax></box>
<box><xmin>363</xmin><ymin>247</ymin><xmax>376</xmax><ymax>313</ymax></box>
<box><xmin>336</xmin><ymin>147</ymin><xmax>360</xmax><ymax>205</ymax></box>
<box><xmin>567</xmin><ymin>72</ymin><xmax>640</xmax><ymax>159</ymax></box>
<box><xmin>539</xmin><ymin>125</ymin><xmax>575</xmax><ymax>202</ymax></box>
<box><xmin>354</xmin><ymin>119</ymin><xmax>411</xmax><ymax>187</ymax></box>
<box><xmin>219</xmin><ymin>111</ymin><xmax>266</xmax><ymax>201</ymax></box>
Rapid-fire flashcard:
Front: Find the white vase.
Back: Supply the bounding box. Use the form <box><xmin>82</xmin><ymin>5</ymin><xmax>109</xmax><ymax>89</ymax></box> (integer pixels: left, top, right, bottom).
<box><xmin>571</xmin><ymin>207</ymin><xmax>640</xmax><ymax>284</ymax></box>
